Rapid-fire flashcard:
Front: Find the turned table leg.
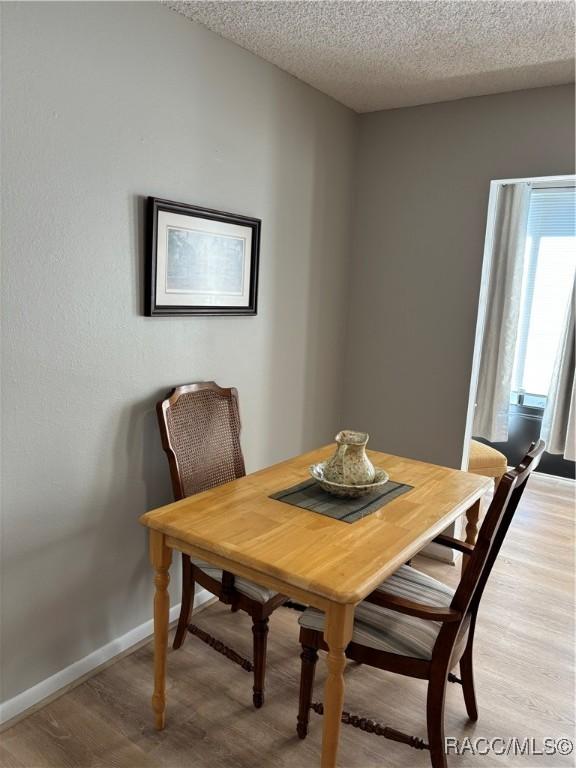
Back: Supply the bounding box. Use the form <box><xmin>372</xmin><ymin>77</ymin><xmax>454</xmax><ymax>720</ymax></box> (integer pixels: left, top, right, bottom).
<box><xmin>150</xmin><ymin>530</ymin><xmax>172</xmax><ymax>730</ymax></box>
<box><xmin>321</xmin><ymin>603</ymin><xmax>354</xmax><ymax>768</ymax></box>
<box><xmin>463</xmin><ymin>498</ymin><xmax>481</xmax><ymax>572</ymax></box>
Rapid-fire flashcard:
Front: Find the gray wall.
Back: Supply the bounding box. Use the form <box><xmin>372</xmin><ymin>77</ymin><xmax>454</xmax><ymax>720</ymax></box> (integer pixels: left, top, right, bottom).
<box><xmin>0</xmin><ymin>2</ymin><xmax>356</xmax><ymax>702</ymax></box>
<box><xmin>344</xmin><ymin>85</ymin><xmax>575</xmax><ymax>468</ymax></box>
<box><xmin>2</xmin><ymin>0</ymin><xmax>574</xmax><ymax>708</ymax></box>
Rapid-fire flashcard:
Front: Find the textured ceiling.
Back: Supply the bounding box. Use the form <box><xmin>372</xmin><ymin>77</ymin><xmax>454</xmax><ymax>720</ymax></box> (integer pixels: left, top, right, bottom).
<box><xmin>166</xmin><ymin>0</ymin><xmax>575</xmax><ymax>113</ymax></box>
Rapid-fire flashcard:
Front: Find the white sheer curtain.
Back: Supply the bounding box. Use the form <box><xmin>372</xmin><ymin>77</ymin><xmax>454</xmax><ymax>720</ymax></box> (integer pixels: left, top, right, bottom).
<box><xmin>473</xmin><ymin>182</ymin><xmax>531</xmax><ymax>442</ymax></box>
<box><xmin>541</xmin><ymin>279</ymin><xmax>576</xmax><ymax>461</ymax></box>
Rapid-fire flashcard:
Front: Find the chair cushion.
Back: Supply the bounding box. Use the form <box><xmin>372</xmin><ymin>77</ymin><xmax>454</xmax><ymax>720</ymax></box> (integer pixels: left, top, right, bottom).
<box><xmin>191</xmin><ymin>558</ymin><xmax>278</xmax><ymax>603</ymax></box>
<box><xmin>468</xmin><ymin>439</ymin><xmax>507</xmax><ymax>476</ymax></box>
<box><xmin>299</xmin><ymin>565</ymin><xmax>456</xmax><ymax>660</ymax></box>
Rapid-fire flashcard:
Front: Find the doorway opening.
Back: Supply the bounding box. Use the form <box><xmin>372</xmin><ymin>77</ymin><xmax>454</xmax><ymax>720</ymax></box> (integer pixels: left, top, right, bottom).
<box><xmin>465</xmin><ymin>175</ymin><xmax>576</xmax><ymax>479</ymax></box>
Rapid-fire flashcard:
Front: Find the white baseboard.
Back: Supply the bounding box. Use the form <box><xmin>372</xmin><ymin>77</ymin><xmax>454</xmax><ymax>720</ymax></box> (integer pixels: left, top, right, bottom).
<box><xmin>420</xmin><ymin>541</ymin><xmax>458</xmax><ymax>564</ymax></box>
<box><xmin>0</xmin><ymin>587</ymin><xmax>214</xmax><ymax>729</ymax></box>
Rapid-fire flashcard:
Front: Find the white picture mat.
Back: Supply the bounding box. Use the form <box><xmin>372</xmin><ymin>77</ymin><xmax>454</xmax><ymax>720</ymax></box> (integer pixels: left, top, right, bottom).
<box><xmin>156</xmin><ymin>211</ymin><xmax>253</xmax><ymax>307</ymax></box>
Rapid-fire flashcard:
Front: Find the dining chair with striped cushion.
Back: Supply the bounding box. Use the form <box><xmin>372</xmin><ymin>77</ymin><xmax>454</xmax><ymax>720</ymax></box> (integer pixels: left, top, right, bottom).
<box><xmin>296</xmin><ymin>441</ymin><xmax>545</xmax><ymax>768</ymax></box>
<box><xmin>157</xmin><ymin>381</ymin><xmax>288</xmax><ymax>708</ymax></box>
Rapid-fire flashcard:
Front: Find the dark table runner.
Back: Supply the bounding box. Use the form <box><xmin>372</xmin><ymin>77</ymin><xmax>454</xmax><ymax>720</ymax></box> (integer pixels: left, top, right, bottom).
<box><xmin>270</xmin><ymin>478</ymin><xmax>413</xmax><ymax>523</ymax></box>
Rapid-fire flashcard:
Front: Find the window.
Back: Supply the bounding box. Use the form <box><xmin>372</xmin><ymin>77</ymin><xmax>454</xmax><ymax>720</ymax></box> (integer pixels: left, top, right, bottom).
<box><xmin>511</xmin><ymin>185</ymin><xmax>576</xmax><ymax>408</ymax></box>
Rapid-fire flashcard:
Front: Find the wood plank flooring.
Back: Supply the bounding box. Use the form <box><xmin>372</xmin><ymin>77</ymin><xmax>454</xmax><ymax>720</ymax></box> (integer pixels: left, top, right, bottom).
<box><xmin>2</xmin><ymin>474</ymin><xmax>574</xmax><ymax>767</ymax></box>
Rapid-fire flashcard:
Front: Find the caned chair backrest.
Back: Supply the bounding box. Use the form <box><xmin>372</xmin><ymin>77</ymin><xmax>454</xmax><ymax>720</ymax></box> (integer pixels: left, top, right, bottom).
<box><xmin>156</xmin><ymin>382</ymin><xmax>246</xmax><ymax>501</ymax></box>
<box><xmin>452</xmin><ymin>440</ymin><xmax>545</xmax><ymax>619</ymax></box>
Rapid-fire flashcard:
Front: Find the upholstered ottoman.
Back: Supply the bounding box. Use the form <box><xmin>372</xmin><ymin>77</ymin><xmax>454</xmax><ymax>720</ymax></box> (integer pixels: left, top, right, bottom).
<box><xmin>469</xmin><ymin>439</ymin><xmax>508</xmax><ymax>489</ymax></box>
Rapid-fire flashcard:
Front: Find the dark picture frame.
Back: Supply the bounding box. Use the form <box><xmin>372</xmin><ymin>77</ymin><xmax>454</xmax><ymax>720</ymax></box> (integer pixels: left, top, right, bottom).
<box><xmin>145</xmin><ymin>197</ymin><xmax>261</xmax><ymax>316</ymax></box>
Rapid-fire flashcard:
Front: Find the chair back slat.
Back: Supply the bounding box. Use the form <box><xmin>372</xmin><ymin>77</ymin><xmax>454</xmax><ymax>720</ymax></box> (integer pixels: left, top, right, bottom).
<box><xmin>451</xmin><ymin>440</ymin><xmax>545</xmax><ymax>617</ymax></box>
<box><xmin>157</xmin><ymin>382</ymin><xmax>246</xmax><ymax>500</ymax></box>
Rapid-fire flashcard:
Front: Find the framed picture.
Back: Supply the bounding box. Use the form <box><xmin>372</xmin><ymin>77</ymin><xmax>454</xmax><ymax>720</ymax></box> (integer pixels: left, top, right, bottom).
<box><xmin>145</xmin><ymin>197</ymin><xmax>260</xmax><ymax>316</ymax></box>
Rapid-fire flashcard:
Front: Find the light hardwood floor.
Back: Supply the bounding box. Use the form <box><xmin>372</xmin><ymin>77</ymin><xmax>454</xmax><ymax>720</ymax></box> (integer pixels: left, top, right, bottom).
<box><xmin>2</xmin><ymin>474</ymin><xmax>574</xmax><ymax>768</ymax></box>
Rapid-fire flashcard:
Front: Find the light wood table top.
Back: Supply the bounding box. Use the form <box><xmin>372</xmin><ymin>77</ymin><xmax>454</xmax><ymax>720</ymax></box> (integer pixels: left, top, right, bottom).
<box><xmin>141</xmin><ymin>446</ymin><xmax>490</xmax><ymax>767</ymax></box>
<box><xmin>140</xmin><ymin>446</ymin><xmax>491</xmax><ymax>605</ymax></box>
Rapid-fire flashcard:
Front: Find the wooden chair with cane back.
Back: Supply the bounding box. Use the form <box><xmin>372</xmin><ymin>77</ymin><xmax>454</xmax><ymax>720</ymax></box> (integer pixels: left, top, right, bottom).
<box><xmin>296</xmin><ymin>440</ymin><xmax>545</xmax><ymax>768</ymax></box>
<box><xmin>156</xmin><ymin>381</ymin><xmax>288</xmax><ymax>708</ymax></box>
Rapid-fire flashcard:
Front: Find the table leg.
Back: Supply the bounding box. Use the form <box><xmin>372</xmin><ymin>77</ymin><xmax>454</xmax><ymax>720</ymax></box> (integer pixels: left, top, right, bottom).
<box><xmin>321</xmin><ymin>603</ymin><xmax>354</xmax><ymax>768</ymax></box>
<box><xmin>463</xmin><ymin>498</ymin><xmax>481</xmax><ymax>572</ymax></box>
<box><xmin>150</xmin><ymin>530</ymin><xmax>172</xmax><ymax>730</ymax></box>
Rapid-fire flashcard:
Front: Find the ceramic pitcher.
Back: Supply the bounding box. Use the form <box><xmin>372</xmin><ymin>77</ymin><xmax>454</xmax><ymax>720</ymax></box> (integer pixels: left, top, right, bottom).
<box><xmin>323</xmin><ymin>430</ymin><xmax>375</xmax><ymax>485</ymax></box>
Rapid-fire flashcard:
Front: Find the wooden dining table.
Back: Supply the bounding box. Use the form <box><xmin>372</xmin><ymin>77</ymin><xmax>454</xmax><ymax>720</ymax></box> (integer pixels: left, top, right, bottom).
<box><xmin>139</xmin><ymin>445</ymin><xmax>491</xmax><ymax>768</ymax></box>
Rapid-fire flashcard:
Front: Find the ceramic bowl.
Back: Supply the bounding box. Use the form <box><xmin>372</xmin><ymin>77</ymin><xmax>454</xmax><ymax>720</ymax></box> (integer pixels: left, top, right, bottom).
<box><xmin>309</xmin><ymin>462</ymin><xmax>390</xmax><ymax>498</ymax></box>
